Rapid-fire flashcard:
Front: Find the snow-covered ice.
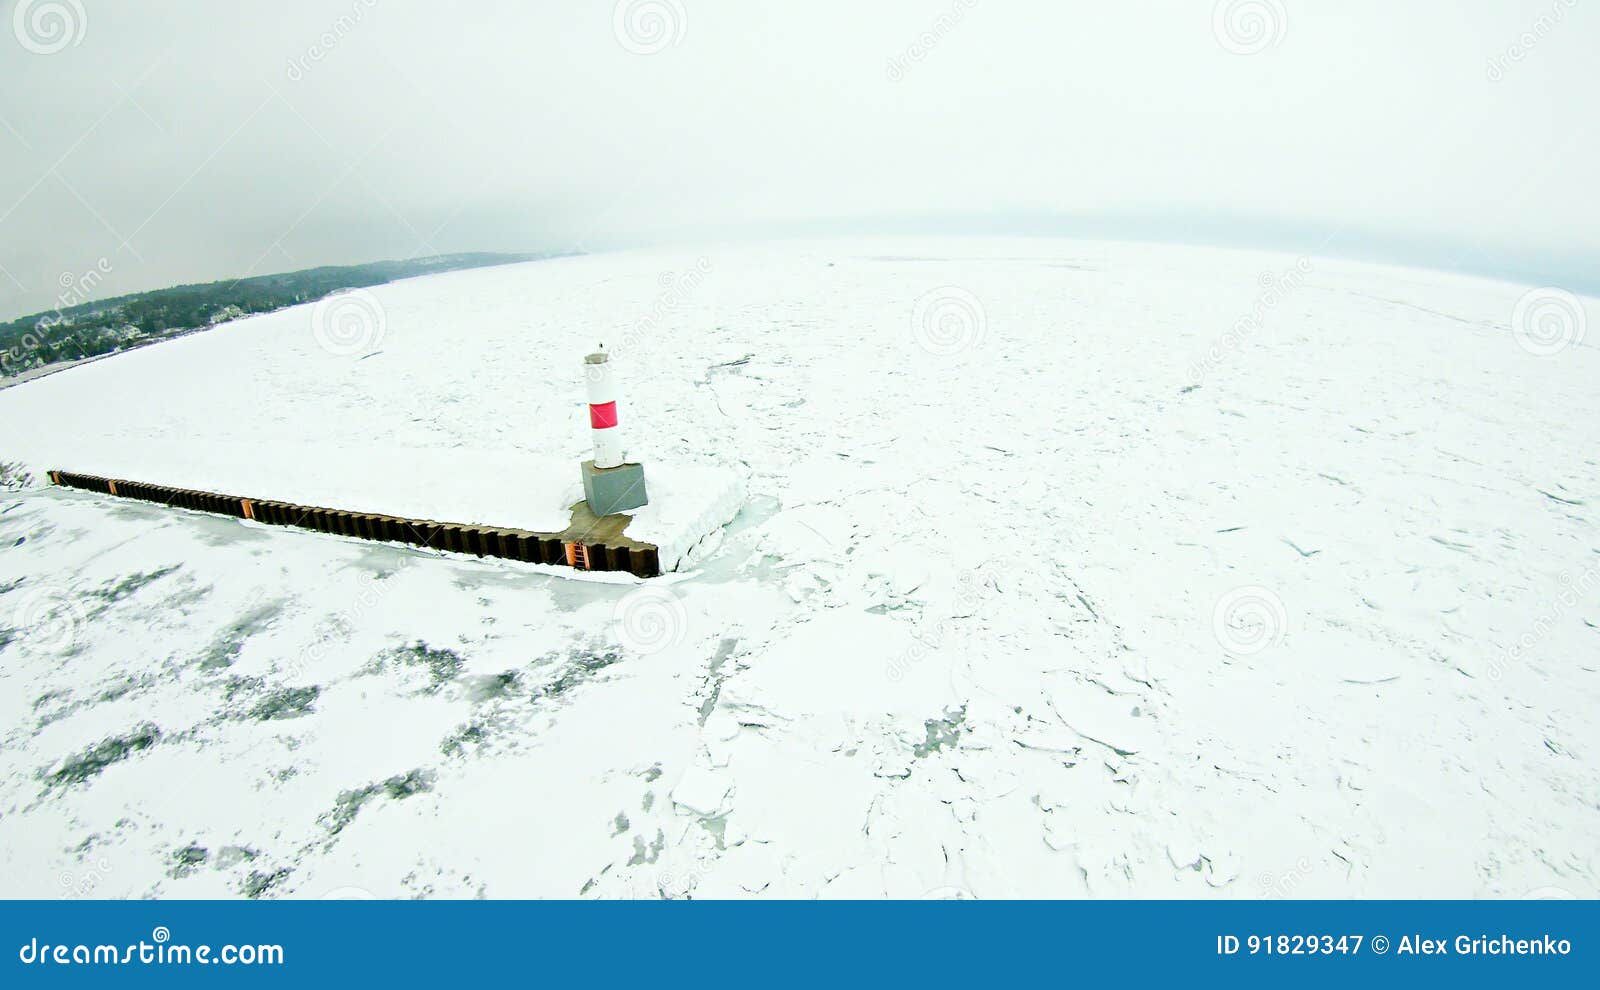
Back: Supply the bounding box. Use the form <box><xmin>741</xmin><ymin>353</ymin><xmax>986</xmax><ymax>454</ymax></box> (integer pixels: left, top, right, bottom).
<box><xmin>0</xmin><ymin>238</ymin><xmax>1595</xmax><ymax>899</ymax></box>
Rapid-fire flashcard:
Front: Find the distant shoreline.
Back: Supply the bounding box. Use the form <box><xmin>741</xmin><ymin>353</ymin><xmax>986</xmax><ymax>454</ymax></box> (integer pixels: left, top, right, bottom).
<box><xmin>0</xmin><ymin>252</ymin><xmax>557</xmax><ymax>392</ymax></box>
<box><xmin>0</xmin><ymin>326</ymin><xmax>211</xmax><ymax>391</ymax></box>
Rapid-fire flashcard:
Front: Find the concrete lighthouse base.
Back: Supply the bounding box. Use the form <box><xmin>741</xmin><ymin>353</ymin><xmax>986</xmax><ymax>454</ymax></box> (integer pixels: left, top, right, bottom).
<box><xmin>581</xmin><ymin>460</ymin><xmax>649</xmax><ymax>517</ymax></box>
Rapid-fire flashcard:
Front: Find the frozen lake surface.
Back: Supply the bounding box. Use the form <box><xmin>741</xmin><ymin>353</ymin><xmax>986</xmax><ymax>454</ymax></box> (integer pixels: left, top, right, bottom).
<box><xmin>0</xmin><ymin>238</ymin><xmax>1595</xmax><ymax>898</ymax></box>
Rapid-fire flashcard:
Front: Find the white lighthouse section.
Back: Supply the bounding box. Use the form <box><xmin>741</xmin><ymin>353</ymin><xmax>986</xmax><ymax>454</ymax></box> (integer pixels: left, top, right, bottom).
<box><xmin>584</xmin><ymin>351</ymin><xmax>624</xmax><ymax>468</ymax></box>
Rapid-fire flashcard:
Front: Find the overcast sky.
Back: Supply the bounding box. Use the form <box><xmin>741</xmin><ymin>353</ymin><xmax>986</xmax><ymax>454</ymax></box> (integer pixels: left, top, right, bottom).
<box><xmin>1</xmin><ymin>0</ymin><xmax>1595</xmax><ymax>319</ymax></box>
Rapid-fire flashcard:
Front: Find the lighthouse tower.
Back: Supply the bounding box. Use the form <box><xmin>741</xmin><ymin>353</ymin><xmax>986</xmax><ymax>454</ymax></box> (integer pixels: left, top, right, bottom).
<box><xmin>580</xmin><ymin>348</ymin><xmax>649</xmax><ymax>516</ymax></box>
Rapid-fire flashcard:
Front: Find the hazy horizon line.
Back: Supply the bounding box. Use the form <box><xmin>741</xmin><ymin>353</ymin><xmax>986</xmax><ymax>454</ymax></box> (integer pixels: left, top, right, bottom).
<box><xmin>6</xmin><ymin>213</ymin><xmax>1594</xmax><ymax>325</ymax></box>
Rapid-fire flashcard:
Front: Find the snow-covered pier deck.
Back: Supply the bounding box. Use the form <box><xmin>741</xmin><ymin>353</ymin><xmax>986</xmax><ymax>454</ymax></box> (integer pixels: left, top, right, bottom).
<box><xmin>50</xmin><ymin>469</ymin><xmax>663</xmax><ymax>577</ymax></box>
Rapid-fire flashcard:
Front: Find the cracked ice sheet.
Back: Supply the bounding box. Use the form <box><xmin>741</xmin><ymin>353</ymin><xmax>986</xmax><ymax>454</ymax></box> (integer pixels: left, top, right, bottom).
<box><xmin>1</xmin><ymin>237</ymin><xmax>1597</xmax><ymax>899</ymax></box>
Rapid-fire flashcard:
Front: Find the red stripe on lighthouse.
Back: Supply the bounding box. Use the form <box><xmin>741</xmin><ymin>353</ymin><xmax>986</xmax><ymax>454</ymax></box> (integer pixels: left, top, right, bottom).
<box><xmin>589</xmin><ymin>401</ymin><xmax>619</xmax><ymax>429</ymax></box>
